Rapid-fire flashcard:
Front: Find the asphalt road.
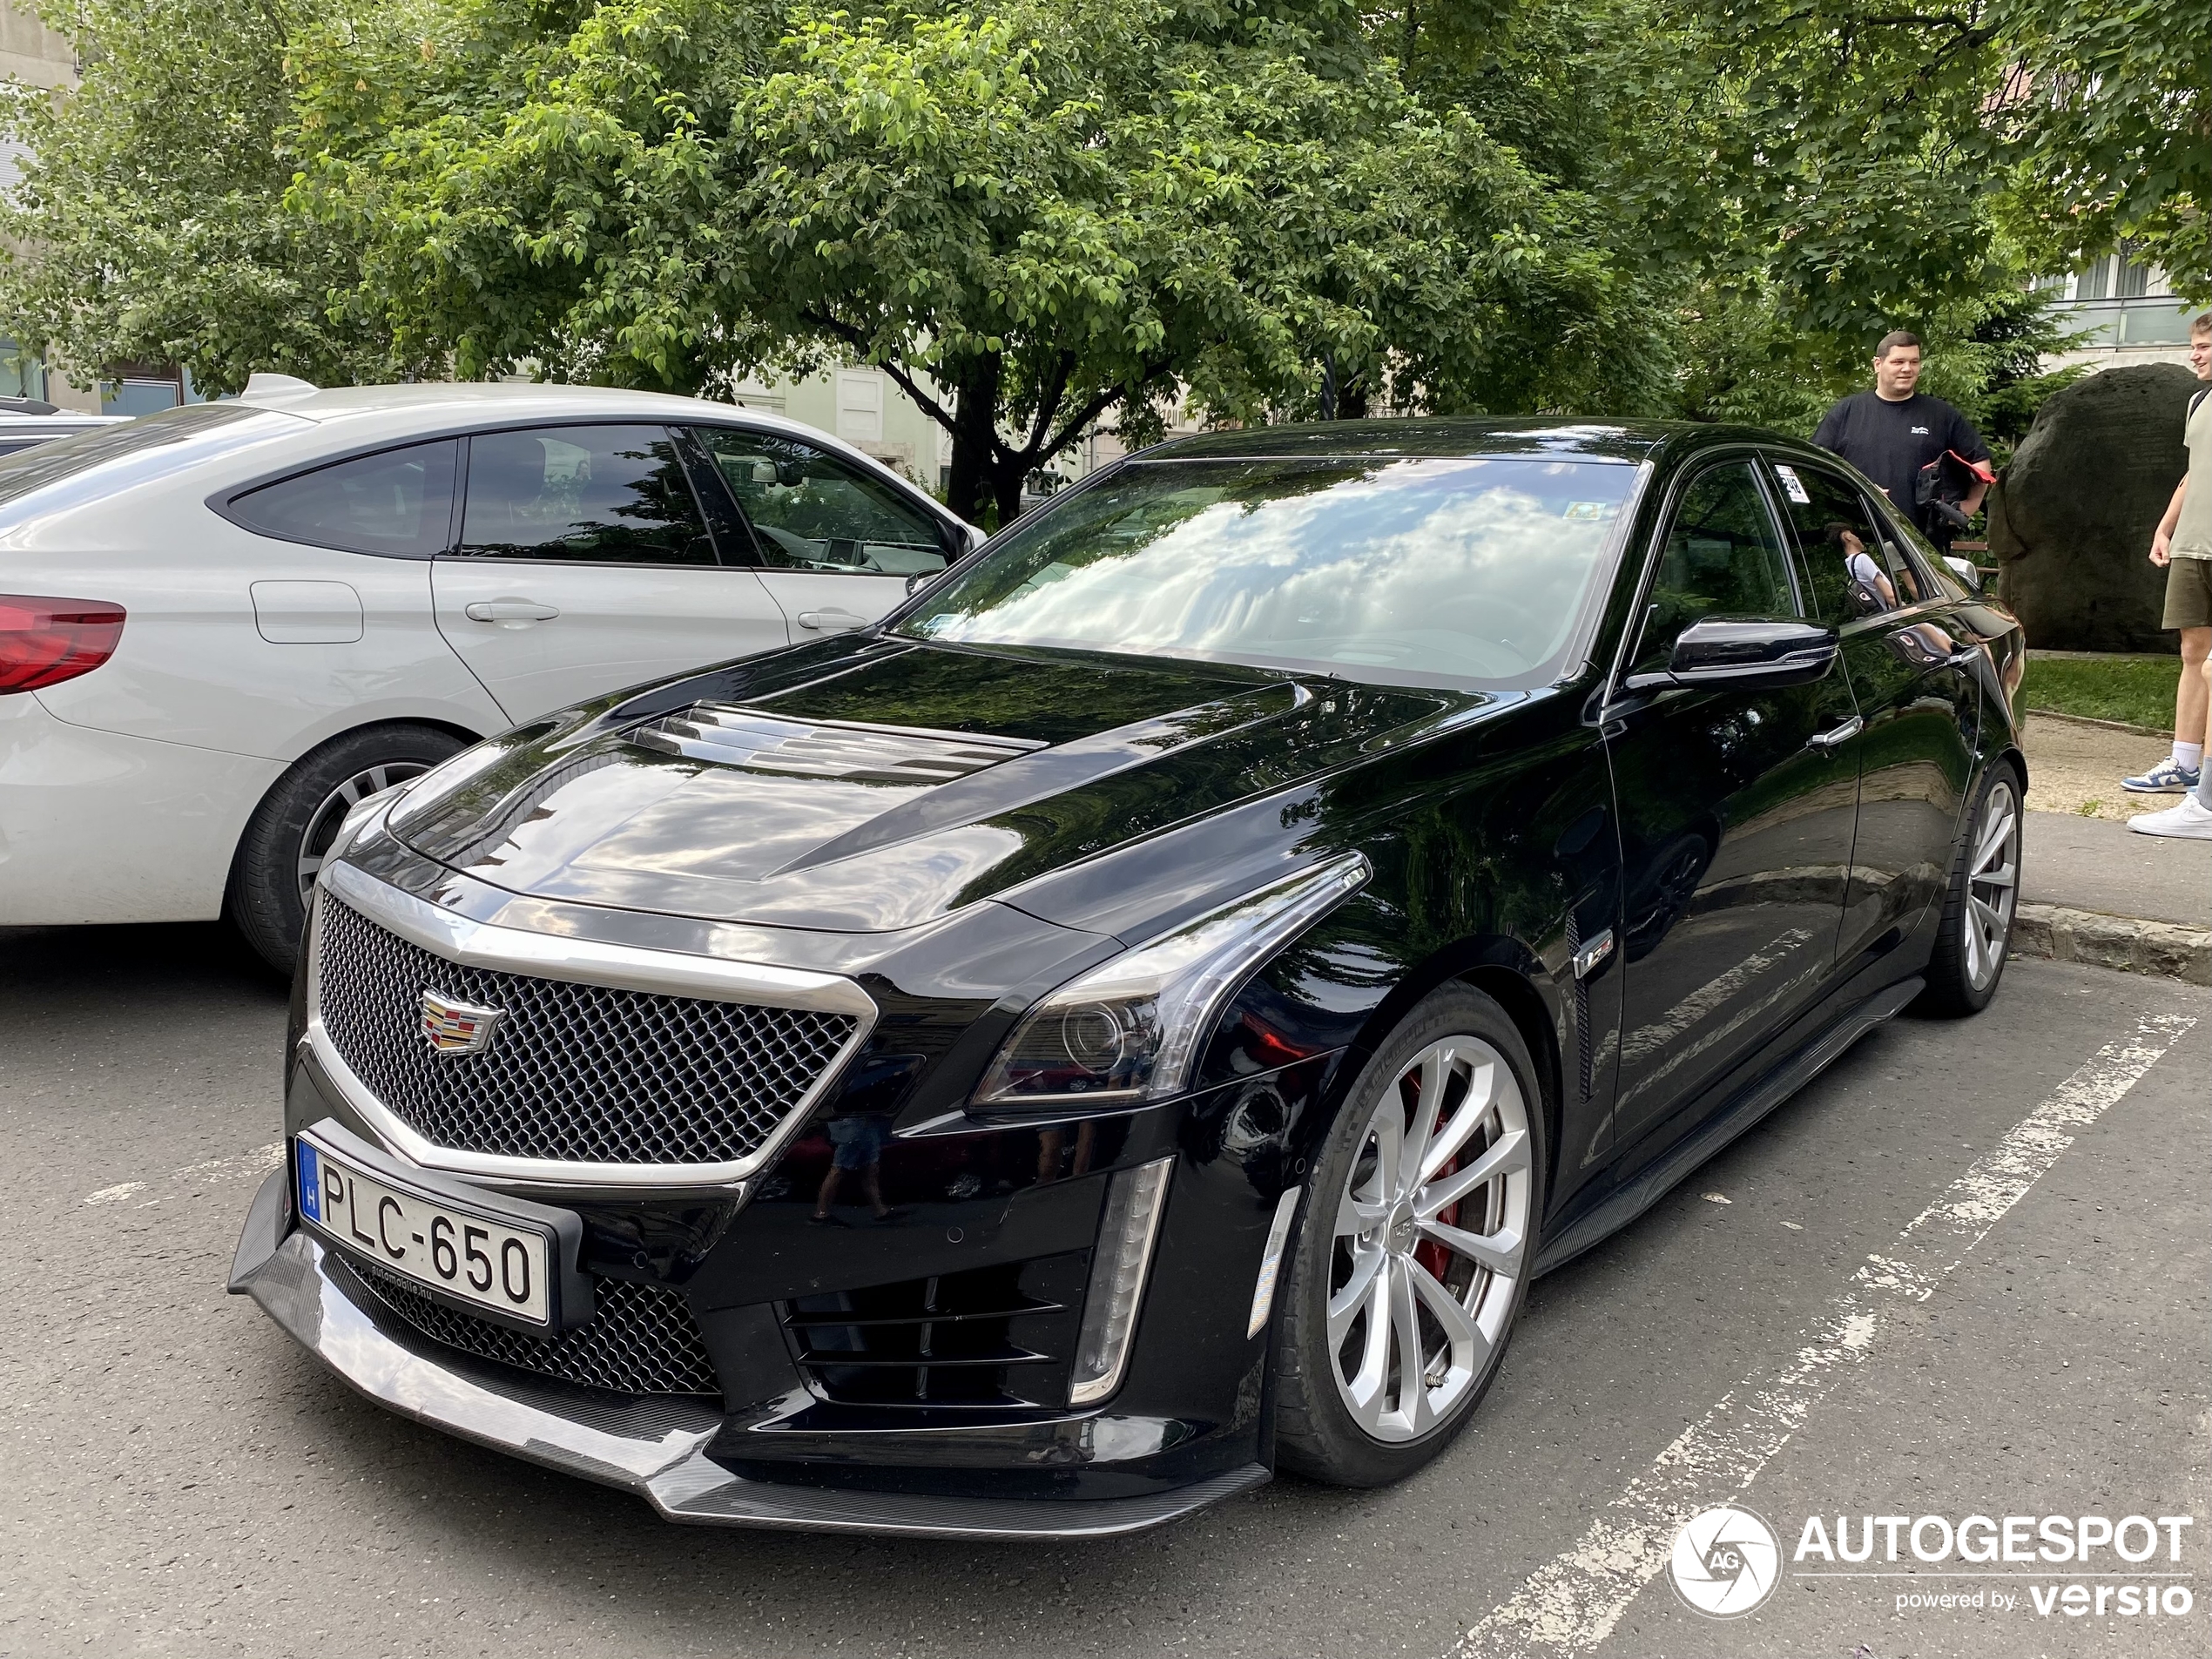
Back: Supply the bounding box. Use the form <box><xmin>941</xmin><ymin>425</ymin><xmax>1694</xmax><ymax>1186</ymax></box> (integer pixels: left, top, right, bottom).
<box><xmin>1</xmin><ymin>923</ymin><xmax>2204</xmax><ymax>1659</ymax></box>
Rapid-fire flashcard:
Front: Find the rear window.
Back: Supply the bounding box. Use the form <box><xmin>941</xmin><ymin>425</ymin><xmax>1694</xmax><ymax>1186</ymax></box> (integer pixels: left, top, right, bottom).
<box><xmin>226</xmin><ymin>439</ymin><xmax>459</xmax><ymax>557</ymax></box>
<box><xmin>0</xmin><ymin>402</ymin><xmax>287</xmax><ymax>512</ymax></box>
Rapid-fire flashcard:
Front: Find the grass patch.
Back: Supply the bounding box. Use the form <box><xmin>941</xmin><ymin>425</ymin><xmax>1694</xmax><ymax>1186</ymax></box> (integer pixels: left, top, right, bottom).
<box><xmin>2022</xmin><ymin>652</ymin><xmax>2182</xmax><ymax>732</ymax></box>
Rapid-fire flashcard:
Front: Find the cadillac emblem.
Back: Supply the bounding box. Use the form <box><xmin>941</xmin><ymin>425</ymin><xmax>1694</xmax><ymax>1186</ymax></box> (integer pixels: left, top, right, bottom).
<box><xmin>420</xmin><ymin>989</ymin><xmax>503</xmax><ymax>1055</ymax></box>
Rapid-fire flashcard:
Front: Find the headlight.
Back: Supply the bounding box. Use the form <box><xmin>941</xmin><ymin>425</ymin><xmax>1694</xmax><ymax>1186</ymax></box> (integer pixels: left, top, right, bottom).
<box><xmin>973</xmin><ymin>852</ymin><xmax>1370</xmax><ymax>1109</ymax></box>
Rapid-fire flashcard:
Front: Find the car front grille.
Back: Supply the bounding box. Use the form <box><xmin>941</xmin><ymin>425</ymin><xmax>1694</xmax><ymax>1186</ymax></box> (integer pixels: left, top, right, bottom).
<box><xmin>314</xmin><ymin>897</ymin><xmax>858</xmax><ymax>1167</ymax></box>
<box><xmin>352</xmin><ymin>1258</ymin><xmax>721</xmax><ymax>1398</ymax></box>
<box><xmin>781</xmin><ymin>1252</ymin><xmax>1089</xmax><ymax>1409</ymax></box>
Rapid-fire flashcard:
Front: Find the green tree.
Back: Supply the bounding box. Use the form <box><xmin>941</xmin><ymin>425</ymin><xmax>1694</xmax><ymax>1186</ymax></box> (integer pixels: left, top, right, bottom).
<box><xmin>0</xmin><ymin>0</ymin><xmax>422</xmax><ymax>393</ymax></box>
<box><xmin>285</xmin><ymin>0</ymin><xmax>1643</xmax><ymax>521</ymax></box>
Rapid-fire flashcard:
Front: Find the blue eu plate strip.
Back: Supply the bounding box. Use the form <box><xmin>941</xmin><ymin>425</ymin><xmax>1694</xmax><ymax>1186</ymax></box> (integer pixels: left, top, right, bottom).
<box><xmin>296</xmin><ymin>1140</ymin><xmax>322</xmax><ymax>1224</ymax></box>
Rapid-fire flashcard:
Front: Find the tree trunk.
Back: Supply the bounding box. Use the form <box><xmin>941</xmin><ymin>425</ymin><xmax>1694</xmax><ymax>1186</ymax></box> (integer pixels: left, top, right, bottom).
<box><xmin>992</xmin><ymin>461</ymin><xmax>1028</xmax><ymax>529</ymax></box>
<box><xmin>942</xmin><ymin>354</ymin><xmax>1004</xmax><ymax>525</ymax></box>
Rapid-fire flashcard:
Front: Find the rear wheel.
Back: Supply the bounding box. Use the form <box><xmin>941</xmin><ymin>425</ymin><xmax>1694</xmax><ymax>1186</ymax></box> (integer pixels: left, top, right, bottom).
<box><xmin>1915</xmin><ymin>761</ymin><xmax>2022</xmax><ymax>1017</ymax></box>
<box><xmin>227</xmin><ymin>723</ymin><xmax>463</xmax><ymax>975</ymax></box>
<box><xmin>1273</xmin><ymin>984</ymin><xmax>1544</xmax><ymax>1486</ymax></box>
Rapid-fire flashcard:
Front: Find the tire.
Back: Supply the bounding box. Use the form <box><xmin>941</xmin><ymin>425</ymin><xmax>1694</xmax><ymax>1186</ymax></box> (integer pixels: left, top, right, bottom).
<box><xmin>1273</xmin><ymin>983</ymin><xmax>1546</xmax><ymax>1487</ymax></box>
<box><xmin>226</xmin><ymin>723</ymin><xmax>464</xmax><ymax>975</ymax></box>
<box><xmin>1914</xmin><ymin>759</ymin><xmax>2023</xmax><ymax>1018</ymax></box>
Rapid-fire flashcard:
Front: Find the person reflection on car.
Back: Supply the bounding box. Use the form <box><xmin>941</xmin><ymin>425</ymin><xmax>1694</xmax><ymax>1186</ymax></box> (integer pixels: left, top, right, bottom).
<box><xmin>1829</xmin><ymin>523</ymin><xmax>1898</xmax><ymax>615</ymax></box>
<box><xmin>812</xmin><ymin>1111</ymin><xmax>901</xmax><ymax>1225</ymax></box>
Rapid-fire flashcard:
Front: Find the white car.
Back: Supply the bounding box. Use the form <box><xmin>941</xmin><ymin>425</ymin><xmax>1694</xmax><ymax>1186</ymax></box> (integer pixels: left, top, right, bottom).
<box><xmin>0</xmin><ymin>401</ymin><xmax>130</xmax><ymax>455</ymax></box>
<box><xmin>0</xmin><ymin>377</ymin><xmax>979</xmax><ymax>968</ymax></box>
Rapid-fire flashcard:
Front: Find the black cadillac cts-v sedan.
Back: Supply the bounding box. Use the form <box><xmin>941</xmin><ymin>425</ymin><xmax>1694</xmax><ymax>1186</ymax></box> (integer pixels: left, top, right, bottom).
<box><xmin>231</xmin><ymin>419</ymin><xmax>2027</xmax><ymax>1536</ymax></box>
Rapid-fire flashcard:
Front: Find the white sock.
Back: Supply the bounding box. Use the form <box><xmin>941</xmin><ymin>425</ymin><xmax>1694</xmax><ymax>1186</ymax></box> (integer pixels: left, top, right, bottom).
<box><xmin>2175</xmin><ymin>743</ymin><xmax>2204</xmax><ymax>771</ymax></box>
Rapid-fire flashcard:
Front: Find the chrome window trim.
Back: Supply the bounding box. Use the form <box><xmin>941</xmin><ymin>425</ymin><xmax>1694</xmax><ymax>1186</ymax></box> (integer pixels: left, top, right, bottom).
<box><xmin>307</xmin><ymin>860</ymin><xmax>878</xmax><ymax>1189</ymax></box>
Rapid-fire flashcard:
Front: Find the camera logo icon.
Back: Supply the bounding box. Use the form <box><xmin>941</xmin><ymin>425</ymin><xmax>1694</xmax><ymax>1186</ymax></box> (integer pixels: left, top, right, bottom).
<box><xmin>1669</xmin><ymin>1502</ymin><xmax>1782</xmax><ymax>1619</ymax></box>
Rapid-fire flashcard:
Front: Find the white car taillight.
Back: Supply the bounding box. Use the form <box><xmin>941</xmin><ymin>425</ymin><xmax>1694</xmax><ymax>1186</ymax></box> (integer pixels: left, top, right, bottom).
<box><xmin>0</xmin><ymin>594</ymin><xmax>127</xmax><ymax>692</ymax></box>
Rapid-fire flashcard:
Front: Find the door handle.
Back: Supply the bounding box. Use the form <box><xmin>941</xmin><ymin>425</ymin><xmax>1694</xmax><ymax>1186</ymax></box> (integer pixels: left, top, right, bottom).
<box><xmin>796</xmin><ymin>608</ymin><xmax>867</xmax><ymax>632</ymax></box>
<box><xmin>1806</xmin><ymin>716</ymin><xmax>1863</xmax><ymax>752</ymax></box>
<box><xmin>463</xmin><ymin>600</ymin><xmax>560</xmax><ymax>625</ymax></box>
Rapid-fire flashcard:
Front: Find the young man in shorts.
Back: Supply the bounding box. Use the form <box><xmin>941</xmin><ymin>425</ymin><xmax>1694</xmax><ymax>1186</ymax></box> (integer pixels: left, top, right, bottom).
<box><xmin>2128</xmin><ymin>313</ymin><xmax>2212</xmax><ymax>833</ymax></box>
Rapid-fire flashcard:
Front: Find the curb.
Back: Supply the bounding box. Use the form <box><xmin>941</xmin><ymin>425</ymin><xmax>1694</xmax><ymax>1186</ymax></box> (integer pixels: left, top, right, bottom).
<box><xmin>2013</xmin><ymin>902</ymin><xmax>2212</xmax><ymax>986</ymax></box>
<box><xmin>2023</xmin><ymin>709</ymin><xmax>2170</xmax><ymax>740</ymax></box>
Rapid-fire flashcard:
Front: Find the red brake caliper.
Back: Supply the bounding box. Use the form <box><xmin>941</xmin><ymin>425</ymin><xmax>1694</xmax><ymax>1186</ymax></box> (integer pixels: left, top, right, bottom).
<box><xmin>1415</xmin><ymin>1148</ymin><xmax>1458</xmax><ymax>1283</ymax></box>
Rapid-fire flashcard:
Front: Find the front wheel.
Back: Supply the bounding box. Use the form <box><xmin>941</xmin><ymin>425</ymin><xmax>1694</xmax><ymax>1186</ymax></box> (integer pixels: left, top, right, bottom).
<box><xmin>1915</xmin><ymin>761</ymin><xmax>2022</xmax><ymax>1017</ymax></box>
<box><xmin>226</xmin><ymin>723</ymin><xmax>464</xmax><ymax>975</ymax></box>
<box><xmin>1272</xmin><ymin>984</ymin><xmax>1544</xmax><ymax>1487</ymax></box>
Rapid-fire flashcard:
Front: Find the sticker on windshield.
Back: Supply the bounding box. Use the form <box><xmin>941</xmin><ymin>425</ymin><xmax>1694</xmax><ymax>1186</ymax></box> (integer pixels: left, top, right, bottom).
<box><xmin>1561</xmin><ymin>501</ymin><xmax>1617</xmax><ymax>522</ymax></box>
<box><xmin>1773</xmin><ymin>465</ymin><xmax>1812</xmax><ymax>505</ymax></box>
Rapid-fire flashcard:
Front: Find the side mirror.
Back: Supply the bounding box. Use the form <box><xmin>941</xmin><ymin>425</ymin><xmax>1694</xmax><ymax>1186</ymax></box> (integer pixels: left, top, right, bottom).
<box><xmin>1625</xmin><ymin>617</ymin><xmax>1839</xmax><ymax>693</ymax></box>
<box><xmin>1942</xmin><ymin>554</ymin><xmax>1984</xmax><ymax>593</ymax></box>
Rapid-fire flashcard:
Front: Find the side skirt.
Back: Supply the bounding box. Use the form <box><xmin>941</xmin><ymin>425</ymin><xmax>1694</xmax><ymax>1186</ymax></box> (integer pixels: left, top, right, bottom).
<box><xmin>1530</xmin><ymin>975</ymin><xmax>1923</xmax><ymax>1276</ymax></box>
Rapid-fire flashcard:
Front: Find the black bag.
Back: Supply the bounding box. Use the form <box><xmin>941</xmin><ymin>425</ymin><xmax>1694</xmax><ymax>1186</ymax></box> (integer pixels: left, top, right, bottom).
<box><xmin>1914</xmin><ymin>448</ymin><xmax>1995</xmax><ymax>549</ymax></box>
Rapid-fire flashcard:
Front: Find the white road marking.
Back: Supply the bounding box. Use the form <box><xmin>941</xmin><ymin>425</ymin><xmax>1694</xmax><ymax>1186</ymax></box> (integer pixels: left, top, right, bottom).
<box><xmin>83</xmin><ymin>1143</ymin><xmax>282</xmax><ymax>1207</ymax></box>
<box><xmin>1447</xmin><ymin>1008</ymin><xmax>2197</xmax><ymax>1659</ymax></box>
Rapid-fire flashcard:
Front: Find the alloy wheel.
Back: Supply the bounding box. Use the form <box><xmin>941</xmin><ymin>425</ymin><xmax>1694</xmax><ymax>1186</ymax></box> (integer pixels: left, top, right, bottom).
<box><xmin>296</xmin><ymin>761</ymin><xmax>431</xmax><ymax>905</ymax></box>
<box><xmin>1963</xmin><ymin>777</ymin><xmax>2020</xmax><ymax>991</ymax></box>
<box><xmin>1327</xmin><ymin>1035</ymin><xmax>1532</xmax><ymax>1443</ymax></box>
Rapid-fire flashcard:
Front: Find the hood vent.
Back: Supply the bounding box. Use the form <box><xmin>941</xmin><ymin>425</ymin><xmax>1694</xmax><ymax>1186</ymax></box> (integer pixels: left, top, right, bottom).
<box><xmin>631</xmin><ymin>705</ymin><xmax>1045</xmax><ymax>785</ymax></box>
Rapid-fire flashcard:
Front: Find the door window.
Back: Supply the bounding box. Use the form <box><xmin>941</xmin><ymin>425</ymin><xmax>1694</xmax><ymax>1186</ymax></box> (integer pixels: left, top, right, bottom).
<box><xmin>228</xmin><ymin>439</ymin><xmax>459</xmax><ymax>557</ymax></box>
<box><xmin>455</xmin><ymin>425</ymin><xmax>714</xmax><ymax>565</ymax></box>
<box><xmin>1629</xmin><ymin>460</ymin><xmax>1798</xmax><ymax>676</ymax></box>
<box><xmin>1770</xmin><ymin>460</ymin><xmax>1919</xmax><ymax>621</ymax></box>
<box><xmin>692</xmin><ymin>428</ymin><xmax>948</xmax><ymax>577</ymax></box>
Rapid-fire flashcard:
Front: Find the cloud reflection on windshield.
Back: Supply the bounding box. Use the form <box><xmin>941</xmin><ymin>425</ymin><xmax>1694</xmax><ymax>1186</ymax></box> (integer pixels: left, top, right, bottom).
<box><xmin>908</xmin><ymin>458</ymin><xmax>1631</xmax><ymax>685</ymax></box>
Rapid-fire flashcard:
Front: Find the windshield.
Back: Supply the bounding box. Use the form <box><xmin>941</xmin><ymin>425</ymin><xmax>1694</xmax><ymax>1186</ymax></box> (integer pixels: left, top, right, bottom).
<box><xmin>895</xmin><ymin>456</ymin><xmax>1638</xmax><ymax>685</ymax></box>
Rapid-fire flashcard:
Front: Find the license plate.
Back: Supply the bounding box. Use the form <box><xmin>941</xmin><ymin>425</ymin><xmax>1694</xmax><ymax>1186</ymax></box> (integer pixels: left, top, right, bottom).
<box><xmin>296</xmin><ymin>1135</ymin><xmax>552</xmax><ymax>1325</ymax></box>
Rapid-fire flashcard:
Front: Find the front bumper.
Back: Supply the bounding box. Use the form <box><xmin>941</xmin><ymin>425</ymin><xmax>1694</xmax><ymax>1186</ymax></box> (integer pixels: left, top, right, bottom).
<box><xmin>233</xmin><ymin>1171</ymin><xmax>1267</xmax><ymax>1539</ymax></box>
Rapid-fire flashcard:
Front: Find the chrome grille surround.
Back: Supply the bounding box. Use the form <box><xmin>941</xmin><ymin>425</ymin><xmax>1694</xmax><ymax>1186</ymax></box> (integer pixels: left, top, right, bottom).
<box><xmin>307</xmin><ymin>860</ymin><xmax>877</xmax><ymax>1189</ymax></box>
<box><xmin>351</xmin><ymin>1258</ymin><xmax>720</xmax><ymax>1398</ymax></box>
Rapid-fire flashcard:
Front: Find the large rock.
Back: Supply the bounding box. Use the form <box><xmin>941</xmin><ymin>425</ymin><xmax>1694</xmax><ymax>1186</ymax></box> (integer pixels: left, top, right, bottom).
<box><xmin>1990</xmin><ymin>363</ymin><xmax>2198</xmax><ymax>652</ymax></box>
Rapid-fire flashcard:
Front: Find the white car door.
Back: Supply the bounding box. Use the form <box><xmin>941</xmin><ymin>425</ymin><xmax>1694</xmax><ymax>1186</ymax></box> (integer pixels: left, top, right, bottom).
<box><xmin>430</xmin><ymin>423</ymin><xmax>789</xmax><ymax>723</ymax></box>
<box><xmin>688</xmin><ymin>426</ymin><xmax>957</xmax><ymax>639</ymax></box>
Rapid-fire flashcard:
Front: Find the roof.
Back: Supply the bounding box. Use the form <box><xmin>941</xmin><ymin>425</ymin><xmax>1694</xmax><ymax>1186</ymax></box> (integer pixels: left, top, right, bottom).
<box><xmin>236</xmin><ymin>381</ymin><xmax>751</xmax><ymax>423</ymax></box>
<box><xmin>1141</xmin><ymin>416</ymin><xmax>1778</xmax><ymax>464</ymax></box>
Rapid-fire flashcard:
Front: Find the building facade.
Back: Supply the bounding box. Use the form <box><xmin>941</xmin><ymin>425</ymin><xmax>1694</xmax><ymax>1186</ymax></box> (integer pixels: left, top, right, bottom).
<box><xmin>2043</xmin><ymin>251</ymin><xmax>2204</xmax><ymax>374</ymax></box>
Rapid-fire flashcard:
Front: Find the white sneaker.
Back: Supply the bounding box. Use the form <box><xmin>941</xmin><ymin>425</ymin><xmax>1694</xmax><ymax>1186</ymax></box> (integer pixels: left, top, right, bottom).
<box><xmin>2128</xmin><ymin>796</ymin><xmax>2212</xmax><ymax>839</ymax></box>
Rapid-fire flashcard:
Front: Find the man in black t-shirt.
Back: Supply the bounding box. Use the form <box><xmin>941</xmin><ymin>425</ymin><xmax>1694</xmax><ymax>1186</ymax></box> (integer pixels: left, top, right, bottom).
<box><xmin>1813</xmin><ymin>331</ymin><xmax>1993</xmax><ymax>538</ymax></box>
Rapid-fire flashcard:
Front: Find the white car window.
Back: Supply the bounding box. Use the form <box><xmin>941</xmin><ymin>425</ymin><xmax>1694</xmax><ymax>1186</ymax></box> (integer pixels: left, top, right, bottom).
<box><xmin>228</xmin><ymin>439</ymin><xmax>459</xmax><ymax>557</ymax></box>
<box><xmin>692</xmin><ymin>427</ymin><xmax>948</xmax><ymax>578</ymax></box>
<box><xmin>455</xmin><ymin>425</ymin><xmax>715</xmax><ymax>566</ymax></box>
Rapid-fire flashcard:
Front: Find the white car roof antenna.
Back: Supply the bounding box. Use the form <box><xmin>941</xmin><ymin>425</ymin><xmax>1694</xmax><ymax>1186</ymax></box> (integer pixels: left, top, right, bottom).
<box><xmin>240</xmin><ymin>372</ymin><xmax>320</xmax><ymax>401</ymax></box>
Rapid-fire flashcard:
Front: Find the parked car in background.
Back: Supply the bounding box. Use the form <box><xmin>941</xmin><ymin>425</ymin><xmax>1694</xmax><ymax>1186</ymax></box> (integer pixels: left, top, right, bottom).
<box><xmin>0</xmin><ymin>377</ymin><xmax>979</xmax><ymax>968</ymax></box>
<box><xmin>232</xmin><ymin>418</ymin><xmax>2027</xmax><ymax>1538</ymax></box>
<box><xmin>0</xmin><ymin>395</ymin><xmax>129</xmax><ymax>455</ymax></box>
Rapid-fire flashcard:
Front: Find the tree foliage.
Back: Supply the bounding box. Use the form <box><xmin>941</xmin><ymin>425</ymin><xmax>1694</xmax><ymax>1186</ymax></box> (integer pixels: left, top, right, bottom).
<box><xmin>278</xmin><ymin>0</ymin><xmax>1654</xmax><ymax>518</ymax></box>
<box><xmin>0</xmin><ymin>0</ymin><xmax>2194</xmax><ymax>497</ymax></box>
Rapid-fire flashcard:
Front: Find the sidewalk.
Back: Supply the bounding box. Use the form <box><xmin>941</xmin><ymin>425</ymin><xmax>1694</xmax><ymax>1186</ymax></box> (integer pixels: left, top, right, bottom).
<box><xmin>2018</xmin><ymin>811</ymin><xmax>2211</xmax><ymax>982</ymax></box>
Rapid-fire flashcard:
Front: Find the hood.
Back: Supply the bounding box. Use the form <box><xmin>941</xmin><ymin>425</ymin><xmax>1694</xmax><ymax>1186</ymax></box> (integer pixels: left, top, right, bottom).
<box><xmin>393</xmin><ymin>641</ymin><xmax>1496</xmax><ymax>933</ymax></box>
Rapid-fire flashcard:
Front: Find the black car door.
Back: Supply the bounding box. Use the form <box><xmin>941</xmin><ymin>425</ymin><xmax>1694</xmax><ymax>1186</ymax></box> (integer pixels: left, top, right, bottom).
<box><xmin>1764</xmin><ymin>456</ymin><xmax>1979</xmax><ymax>969</ymax></box>
<box><xmin>1604</xmin><ymin>455</ymin><xmax>1863</xmax><ymax>1153</ymax></box>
